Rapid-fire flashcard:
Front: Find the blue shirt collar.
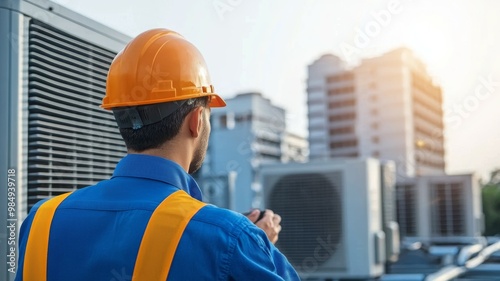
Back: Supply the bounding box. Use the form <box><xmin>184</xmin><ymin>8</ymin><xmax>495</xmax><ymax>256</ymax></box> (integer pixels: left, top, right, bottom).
<box><xmin>111</xmin><ymin>154</ymin><xmax>202</xmax><ymax>200</ymax></box>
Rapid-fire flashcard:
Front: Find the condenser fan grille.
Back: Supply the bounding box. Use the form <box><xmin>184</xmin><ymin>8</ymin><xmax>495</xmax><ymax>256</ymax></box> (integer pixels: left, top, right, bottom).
<box><xmin>430</xmin><ymin>183</ymin><xmax>465</xmax><ymax>236</ymax></box>
<box><xmin>396</xmin><ymin>184</ymin><xmax>418</xmax><ymax>236</ymax></box>
<box><xmin>267</xmin><ymin>172</ymin><xmax>342</xmax><ymax>268</ymax></box>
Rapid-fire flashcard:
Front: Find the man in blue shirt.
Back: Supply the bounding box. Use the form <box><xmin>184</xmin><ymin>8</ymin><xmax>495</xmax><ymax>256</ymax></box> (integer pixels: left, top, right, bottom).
<box><xmin>16</xmin><ymin>28</ymin><xmax>300</xmax><ymax>280</ymax></box>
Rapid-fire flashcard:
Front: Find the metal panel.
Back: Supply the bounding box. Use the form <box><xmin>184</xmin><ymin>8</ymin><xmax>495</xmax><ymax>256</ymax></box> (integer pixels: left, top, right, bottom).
<box><xmin>0</xmin><ymin>7</ymin><xmax>29</xmax><ymax>281</ymax></box>
<box><xmin>0</xmin><ymin>9</ymin><xmax>13</xmax><ymax>281</ymax></box>
<box><xmin>0</xmin><ymin>0</ymin><xmax>130</xmax><ymax>52</ymax></box>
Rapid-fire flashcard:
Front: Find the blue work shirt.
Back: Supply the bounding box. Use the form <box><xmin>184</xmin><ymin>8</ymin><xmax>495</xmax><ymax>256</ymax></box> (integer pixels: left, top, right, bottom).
<box><xmin>16</xmin><ymin>154</ymin><xmax>300</xmax><ymax>280</ymax></box>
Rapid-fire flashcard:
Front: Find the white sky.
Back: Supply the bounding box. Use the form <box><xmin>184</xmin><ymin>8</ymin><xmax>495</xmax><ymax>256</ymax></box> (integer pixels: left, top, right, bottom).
<box><xmin>53</xmin><ymin>0</ymin><xmax>500</xmax><ymax>180</ymax></box>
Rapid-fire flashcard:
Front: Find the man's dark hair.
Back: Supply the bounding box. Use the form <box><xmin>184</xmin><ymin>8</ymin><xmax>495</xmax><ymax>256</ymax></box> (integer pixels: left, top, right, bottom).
<box><xmin>118</xmin><ymin>97</ymin><xmax>209</xmax><ymax>152</ymax></box>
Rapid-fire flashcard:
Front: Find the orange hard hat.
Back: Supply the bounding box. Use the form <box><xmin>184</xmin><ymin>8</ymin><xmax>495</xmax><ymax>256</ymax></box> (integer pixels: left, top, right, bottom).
<box><xmin>101</xmin><ymin>28</ymin><xmax>226</xmax><ymax>110</ymax></box>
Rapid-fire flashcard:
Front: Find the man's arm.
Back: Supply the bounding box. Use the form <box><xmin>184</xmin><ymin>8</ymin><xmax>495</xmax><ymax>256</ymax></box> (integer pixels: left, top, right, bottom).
<box><xmin>228</xmin><ymin>221</ymin><xmax>300</xmax><ymax>280</ymax></box>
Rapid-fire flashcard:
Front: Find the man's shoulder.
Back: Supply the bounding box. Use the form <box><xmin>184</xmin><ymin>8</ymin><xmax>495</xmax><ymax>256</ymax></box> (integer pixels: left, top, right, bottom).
<box><xmin>191</xmin><ymin>205</ymin><xmax>258</xmax><ymax>237</ymax></box>
<box><xmin>186</xmin><ymin>204</ymin><xmax>272</xmax><ymax>256</ymax></box>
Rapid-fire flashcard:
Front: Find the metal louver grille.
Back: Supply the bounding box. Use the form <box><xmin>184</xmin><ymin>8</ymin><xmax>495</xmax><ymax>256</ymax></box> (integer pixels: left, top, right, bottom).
<box><xmin>267</xmin><ymin>172</ymin><xmax>343</xmax><ymax>270</ymax></box>
<box><xmin>27</xmin><ymin>20</ymin><xmax>126</xmax><ymax>209</ymax></box>
<box><xmin>430</xmin><ymin>183</ymin><xmax>465</xmax><ymax>236</ymax></box>
<box><xmin>396</xmin><ymin>184</ymin><xmax>417</xmax><ymax>236</ymax></box>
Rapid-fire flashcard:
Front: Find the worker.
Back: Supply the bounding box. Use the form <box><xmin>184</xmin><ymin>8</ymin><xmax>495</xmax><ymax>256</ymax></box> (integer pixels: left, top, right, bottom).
<box><xmin>15</xmin><ymin>28</ymin><xmax>300</xmax><ymax>281</ymax></box>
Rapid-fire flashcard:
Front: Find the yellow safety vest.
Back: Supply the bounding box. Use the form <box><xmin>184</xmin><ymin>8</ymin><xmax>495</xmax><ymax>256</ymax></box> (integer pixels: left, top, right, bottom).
<box><xmin>23</xmin><ymin>190</ymin><xmax>207</xmax><ymax>281</ymax></box>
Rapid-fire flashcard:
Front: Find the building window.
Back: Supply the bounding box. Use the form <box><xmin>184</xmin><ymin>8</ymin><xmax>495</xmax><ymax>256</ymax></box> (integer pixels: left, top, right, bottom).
<box><xmin>326</xmin><ymin>72</ymin><xmax>354</xmax><ymax>83</ymax></box>
<box><xmin>307</xmin><ymin>86</ymin><xmax>323</xmax><ymax>92</ymax></box>
<box><xmin>307</xmin><ymin>98</ymin><xmax>325</xmax><ymax>106</ymax></box>
<box><xmin>372</xmin><ymin>151</ymin><xmax>380</xmax><ymax>157</ymax></box>
<box><xmin>372</xmin><ymin>136</ymin><xmax>379</xmax><ymax>144</ymax></box>
<box><xmin>329</xmin><ymin>99</ymin><xmax>356</xmax><ymax>109</ymax></box>
<box><xmin>329</xmin><ymin>126</ymin><xmax>354</xmax><ymax>135</ymax></box>
<box><xmin>332</xmin><ymin>152</ymin><xmax>359</xmax><ymax>158</ymax></box>
<box><xmin>329</xmin><ymin>112</ymin><xmax>355</xmax><ymax>122</ymax></box>
<box><xmin>235</xmin><ymin>113</ymin><xmax>252</xmax><ymax>123</ymax></box>
<box><xmin>328</xmin><ymin>86</ymin><xmax>355</xmax><ymax>96</ymax></box>
<box><xmin>330</xmin><ymin>139</ymin><xmax>358</xmax><ymax>149</ymax></box>
<box><xmin>220</xmin><ymin>115</ymin><xmax>227</xmax><ymax>128</ymax></box>
<box><xmin>371</xmin><ymin>122</ymin><xmax>379</xmax><ymax>130</ymax></box>
<box><xmin>308</xmin><ymin>111</ymin><xmax>325</xmax><ymax>118</ymax></box>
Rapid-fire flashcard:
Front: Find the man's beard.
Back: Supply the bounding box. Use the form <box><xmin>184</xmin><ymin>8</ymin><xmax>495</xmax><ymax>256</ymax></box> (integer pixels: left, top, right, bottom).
<box><xmin>188</xmin><ymin>121</ymin><xmax>209</xmax><ymax>174</ymax></box>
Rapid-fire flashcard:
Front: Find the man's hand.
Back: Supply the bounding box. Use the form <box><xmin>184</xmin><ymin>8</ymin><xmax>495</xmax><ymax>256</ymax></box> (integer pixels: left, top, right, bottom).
<box><xmin>246</xmin><ymin>209</ymin><xmax>282</xmax><ymax>244</ymax></box>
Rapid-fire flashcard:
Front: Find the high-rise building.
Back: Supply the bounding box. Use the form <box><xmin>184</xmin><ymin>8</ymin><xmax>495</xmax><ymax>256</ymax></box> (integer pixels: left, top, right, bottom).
<box><xmin>197</xmin><ymin>92</ymin><xmax>308</xmax><ymax>211</ymax></box>
<box><xmin>307</xmin><ymin>54</ymin><xmax>357</xmax><ymax>160</ymax></box>
<box><xmin>307</xmin><ymin>48</ymin><xmax>445</xmax><ymax>178</ymax></box>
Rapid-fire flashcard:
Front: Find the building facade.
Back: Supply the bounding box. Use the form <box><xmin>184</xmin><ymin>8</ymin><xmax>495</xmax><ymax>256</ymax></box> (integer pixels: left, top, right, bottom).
<box><xmin>197</xmin><ymin>92</ymin><xmax>308</xmax><ymax>212</ymax></box>
<box><xmin>307</xmin><ymin>48</ymin><xmax>445</xmax><ymax>178</ymax></box>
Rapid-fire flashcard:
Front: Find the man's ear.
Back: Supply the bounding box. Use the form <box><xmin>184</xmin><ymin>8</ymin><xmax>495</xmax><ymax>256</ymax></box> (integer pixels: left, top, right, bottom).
<box><xmin>188</xmin><ymin>107</ymin><xmax>204</xmax><ymax>138</ymax></box>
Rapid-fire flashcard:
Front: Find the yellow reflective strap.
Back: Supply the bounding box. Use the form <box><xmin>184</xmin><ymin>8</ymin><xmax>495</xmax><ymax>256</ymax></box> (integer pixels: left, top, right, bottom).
<box><xmin>132</xmin><ymin>190</ymin><xmax>206</xmax><ymax>281</ymax></box>
<box><xmin>24</xmin><ymin>192</ymin><xmax>72</xmax><ymax>281</ymax></box>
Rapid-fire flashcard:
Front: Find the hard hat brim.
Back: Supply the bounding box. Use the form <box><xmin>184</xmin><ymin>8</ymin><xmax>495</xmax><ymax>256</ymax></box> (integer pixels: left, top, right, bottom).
<box><xmin>209</xmin><ymin>94</ymin><xmax>226</xmax><ymax>108</ymax></box>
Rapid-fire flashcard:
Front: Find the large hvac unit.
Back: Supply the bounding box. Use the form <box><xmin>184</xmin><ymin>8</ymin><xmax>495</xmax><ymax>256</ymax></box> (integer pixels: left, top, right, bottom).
<box><xmin>396</xmin><ymin>174</ymin><xmax>484</xmax><ymax>242</ymax></box>
<box><xmin>0</xmin><ymin>1</ymin><xmax>130</xmax><ymax>280</ymax></box>
<box><xmin>260</xmin><ymin>158</ymin><xmax>386</xmax><ymax>279</ymax></box>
